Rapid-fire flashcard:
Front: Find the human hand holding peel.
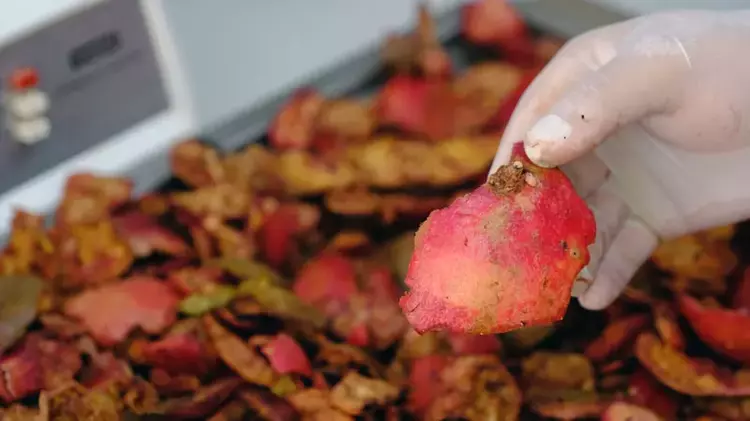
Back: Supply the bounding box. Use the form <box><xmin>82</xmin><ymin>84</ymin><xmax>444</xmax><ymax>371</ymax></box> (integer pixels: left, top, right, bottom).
<box><xmin>494</xmin><ymin>9</ymin><xmax>750</xmax><ymax>311</ymax></box>
<box><xmin>400</xmin><ymin>9</ymin><xmax>750</xmax><ymax>336</ymax></box>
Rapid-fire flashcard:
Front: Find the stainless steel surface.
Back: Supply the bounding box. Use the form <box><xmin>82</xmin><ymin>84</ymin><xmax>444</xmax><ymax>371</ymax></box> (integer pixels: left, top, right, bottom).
<box><xmin>0</xmin><ymin>0</ymin><xmax>167</xmax><ymax>195</ymax></box>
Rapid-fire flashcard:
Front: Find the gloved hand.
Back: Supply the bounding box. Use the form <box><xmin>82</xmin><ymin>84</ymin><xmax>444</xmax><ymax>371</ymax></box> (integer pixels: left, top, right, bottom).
<box><xmin>492</xmin><ymin>9</ymin><xmax>750</xmax><ymax>310</ymax></box>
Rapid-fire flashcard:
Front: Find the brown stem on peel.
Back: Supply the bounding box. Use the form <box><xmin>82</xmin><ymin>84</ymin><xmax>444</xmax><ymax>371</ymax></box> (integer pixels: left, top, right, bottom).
<box><xmin>487</xmin><ymin>160</ymin><xmax>527</xmax><ymax>196</ymax></box>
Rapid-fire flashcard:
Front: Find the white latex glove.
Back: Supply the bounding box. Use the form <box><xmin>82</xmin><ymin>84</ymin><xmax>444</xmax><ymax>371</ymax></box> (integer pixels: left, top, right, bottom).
<box><xmin>492</xmin><ymin>9</ymin><xmax>750</xmax><ymax>310</ymax></box>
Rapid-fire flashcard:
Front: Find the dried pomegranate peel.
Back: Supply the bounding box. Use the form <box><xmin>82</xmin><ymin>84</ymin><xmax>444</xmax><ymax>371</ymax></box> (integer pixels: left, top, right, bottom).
<box><xmin>399</xmin><ymin>142</ymin><xmax>596</xmax><ymax>334</ymax></box>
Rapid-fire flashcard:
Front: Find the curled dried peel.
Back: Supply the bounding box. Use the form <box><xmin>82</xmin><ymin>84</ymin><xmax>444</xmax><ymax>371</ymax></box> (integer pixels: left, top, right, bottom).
<box><xmin>400</xmin><ymin>142</ymin><xmax>596</xmax><ymax>334</ymax></box>
<box><xmin>447</xmin><ymin>332</ymin><xmax>502</xmax><ymax>355</ymax></box>
<box><xmin>461</xmin><ymin>0</ymin><xmax>535</xmax><ymax>65</ymax></box>
<box><xmin>651</xmin><ymin>228</ymin><xmax>737</xmax><ymax>284</ymax></box>
<box><xmin>521</xmin><ymin>352</ymin><xmax>595</xmax><ymax>392</ymax></box>
<box><xmin>634</xmin><ymin>333</ymin><xmax>750</xmax><ymax>397</ymax></box>
<box><xmin>584</xmin><ymin>313</ymin><xmax>650</xmax><ymax>362</ymax></box>
<box><xmin>56</xmin><ymin>173</ymin><xmax>133</xmax><ymax>226</ymax></box>
<box><xmin>453</xmin><ymin>62</ymin><xmax>524</xmax><ymax>126</ymax></box>
<box><xmin>348</xmin><ymin>135</ymin><xmax>499</xmax><ymax>189</ymax></box>
<box><xmin>653</xmin><ymin>302</ymin><xmax>685</xmax><ymax>351</ymax></box>
<box><xmin>628</xmin><ymin>368</ymin><xmax>679</xmax><ymax>420</ymax></box>
<box><xmin>408</xmin><ymin>355</ymin><xmax>452</xmax><ymax>414</ymax></box>
<box><xmin>424</xmin><ymin>355</ymin><xmax>521</xmax><ymax>421</ymax></box>
<box><xmin>138</xmin><ymin>332</ymin><xmax>214</xmax><ymax>376</ymax></box>
<box><xmin>203</xmin><ymin>315</ymin><xmax>277</xmax><ymax>387</ymax></box>
<box><xmin>0</xmin><ymin>212</ymin><xmax>53</xmax><ymax>277</ymax></box>
<box><xmin>380</xmin><ymin>4</ymin><xmax>452</xmax><ymax>79</ymax></box>
<box><xmin>0</xmin><ymin>334</ymin><xmax>81</xmax><ymax>403</ymax></box>
<box><xmin>315</xmin><ymin>99</ymin><xmax>375</xmax><ymax>141</ymax></box>
<box><xmin>260</xmin><ymin>333</ymin><xmax>313</xmax><ymax>377</ymax></box>
<box><xmin>325</xmin><ymin>188</ymin><xmax>453</xmax><ymax>223</ymax></box>
<box><xmin>269</xmin><ymin>89</ymin><xmax>325</xmax><ymax>151</ymax></box>
<box><xmin>699</xmin><ymin>396</ymin><xmax>750</xmax><ymax>420</ymax></box>
<box><xmin>679</xmin><ymin>294</ymin><xmax>750</xmax><ymax>364</ymax></box>
<box><xmin>293</xmin><ymin>253</ymin><xmax>358</xmax><ymax>315</ymax></box>
<box><xmin>169</xmin><ymin>139</ymin><xmax>226</xmax><ymax>188</ymax></box>
<box><xmin>531</xmin><ymin>397</ymin><xmax>609</xmax><ymax>420</ymax></box>
<box><xmin>160</xmin><ymin>378</ymin><xmax>242</xmax><ymax>419</ymax></box>
<box><xmin>375</xmin><ymin>75</ymin><xmax>500</xmax><ymax>141</ymax></box>
<box><xmin>461</xmin><ymin>0</ymin><xmax>526</xmax><ymax>46</ymax></box>
<box><xmin>259</xmin><ymin>202</ymin><xmax>320</xmax><ymax>268</ymax></box>
<box><xmin>113</xmin><ymin>210</ymin><xmax>189</xmax><ymax>258</ymax></box>
<box><xmin>601</xmin><ymin>402</ymin><xmax>664</xmax><ymax>421</ymax></box>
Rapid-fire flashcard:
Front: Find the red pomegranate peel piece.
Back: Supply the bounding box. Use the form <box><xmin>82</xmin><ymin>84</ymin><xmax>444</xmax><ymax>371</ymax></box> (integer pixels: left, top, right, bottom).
<box><xmin>627</xmin><ymin>368</ymin><xmax>679</xmax><ymax>420</ymax></box>
<box><xmin>584</xmin><ymin>313</ymin><xmax>651</xmax><ymax>362</ymax></box>
<box><xmin>292</xmin><ymin>253</ymin><xmax>358</xmax><ymax>315</ymax></box>
<box><xmin>447</xmin><ymin>333</ymin><xmax>502</xmax><ymax>355</ymax></box>
<box><xmin>634</xmin><ymin>332</ymin><xmax>750</xmax><ymax>396</ymax></box>
<box><xmin>260</xmin><ymin>333</ymin><xmax>313</xmax><ymax>377</ymax></box>
<box><xmin>461</xmin><ymin>0</ymin><xmax>536</xmax><ymax>66</ymax></box>
<box><xmin>376</xmin><ymin>75</ymin><xmax>429</xmax><ymax>135</ymax></box>
<box><xmin>268</xmin><ymin>89</ymin><xmax>325</xmax><ymax>151</ymax></box>
<box><xmin>679</xmin><ymin>294</ymin><xmax>750</xmax><ymax>364</ymax></box>
<box><xmin>0</xmin><ymin>334</ymin><xmax>81</xmax><ymax>403</ymax></box>
<box><xmin>399</xmin><ymin>142</ymin><xmax>596</xmax><ymax>334</ymax></box>
<box><xmin>259</xmin><ymin>203</ymin><xmax>320</xmax><ymax>268</ymax></box>
<box><xmin>408</xmin><ymin>355</ymin><xmax>452</xmax><ymax>414</ymax></box>
<box><xmin>461</xmin><ymin>0</ymin><xmax>528</xmax><ymax>46</ymax></box>
<box><xmin>139</xmin><ymin>332</ymin><xmax>215</xmax><ymax>377</ymax></box>
<box><xmin>64</xmin><ymin>276</ymin><xmax>180</xmax><ymax>346</ymax></box>
<box><xmin>113</xmin><ymin>210</ymin><xmax>189</xmax><ymax>258</ymax></box>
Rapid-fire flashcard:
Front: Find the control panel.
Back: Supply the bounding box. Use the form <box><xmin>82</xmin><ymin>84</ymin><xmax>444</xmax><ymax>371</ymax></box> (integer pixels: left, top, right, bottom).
<box><xmin>4</xmin><ymin>67</ymin><xmax>51</xmax><ymax>145</ymax></box>
<box><xmin>0</xmin><ymin>0</ymin><xmax>169</xmax><ymax>194</ymax></box>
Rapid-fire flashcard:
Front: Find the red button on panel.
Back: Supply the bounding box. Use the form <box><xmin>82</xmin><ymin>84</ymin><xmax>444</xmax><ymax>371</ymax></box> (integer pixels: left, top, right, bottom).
<box><xmin>8</xmin><ymin>67</ymin><xmax>39</xmax><ymax>90</ymax></box>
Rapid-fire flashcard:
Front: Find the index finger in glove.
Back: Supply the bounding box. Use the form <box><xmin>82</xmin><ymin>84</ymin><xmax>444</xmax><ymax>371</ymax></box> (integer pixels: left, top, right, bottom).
<box><xmin>490</xmin><ymin>23</ymin><xmax>625</xmax><ymax>174</ymax></box>
<box><xmin>569</xmin><ymin>180</ymin><xmax>659</xmax><ymax>309</ymax></box>
<box><xmin>490</xmin><ymin>54</ymin><xmax>585</xmax><ymax>173</ymax></box>
<box><xmin>578</xmin><ymin>216</ymin><xmax>658</xmax><ymax>310</ymax></box>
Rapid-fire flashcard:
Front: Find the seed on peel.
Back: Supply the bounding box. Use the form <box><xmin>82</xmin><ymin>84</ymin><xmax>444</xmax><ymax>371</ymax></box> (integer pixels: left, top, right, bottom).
<box><xmin>524</xmin><ymin>172</ymin><xmax>538</xmax><ymax>187</ymax></box>
<box><xmin>512</xmin><ymin>161</ymin><xmax>523</xmax><ymax>170</ymax></box>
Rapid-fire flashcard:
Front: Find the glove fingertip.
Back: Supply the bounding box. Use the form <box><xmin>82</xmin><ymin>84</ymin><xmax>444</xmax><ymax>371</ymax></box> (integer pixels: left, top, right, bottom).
<box><xmin>577</xmin><ymin>274</ymin><xmax>627</xmax><ymax>311</ymax></box>
<box><xmin>525</xmin><ymin>114</ymin><xmax>573</xmax><ymax>168</ymax></box>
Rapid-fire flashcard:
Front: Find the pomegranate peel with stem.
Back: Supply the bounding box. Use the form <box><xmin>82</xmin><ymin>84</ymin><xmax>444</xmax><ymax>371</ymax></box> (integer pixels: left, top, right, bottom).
<box><xmin>399</xmin><ymin>142</ymin><xmax>596</xmax><ymax>334</ymax></box>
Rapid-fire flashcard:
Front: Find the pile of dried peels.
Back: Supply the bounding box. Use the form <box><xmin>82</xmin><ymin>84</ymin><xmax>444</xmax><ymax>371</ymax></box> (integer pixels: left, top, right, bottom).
<box><xmin>1</xmin><ymin>0</ymin><xmax>748</xmax><ymax>420</ymax></box>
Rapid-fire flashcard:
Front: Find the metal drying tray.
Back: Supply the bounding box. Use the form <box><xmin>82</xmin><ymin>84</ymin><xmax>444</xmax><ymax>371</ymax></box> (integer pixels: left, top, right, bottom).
<box><xmin>116</xmin><ymin>0</ymin><xmax>628</xmax><ymax>197</ymax></box>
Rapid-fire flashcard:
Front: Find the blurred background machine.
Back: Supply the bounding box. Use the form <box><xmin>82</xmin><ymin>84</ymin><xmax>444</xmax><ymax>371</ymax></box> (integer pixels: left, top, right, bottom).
<box><xmin>0</xmin><ymin>0</ymin><xmax>746</xmax><ymax>238</ymax></box>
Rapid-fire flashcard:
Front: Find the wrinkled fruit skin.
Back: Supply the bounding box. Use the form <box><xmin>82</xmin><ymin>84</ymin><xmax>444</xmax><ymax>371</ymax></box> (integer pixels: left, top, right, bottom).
<box><xmin>400</xmin><ymin>142</ymin><xmax>596</xmax><ymax>334</ymax></box>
